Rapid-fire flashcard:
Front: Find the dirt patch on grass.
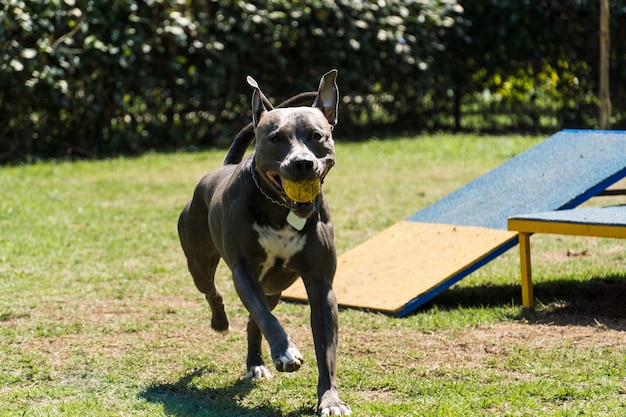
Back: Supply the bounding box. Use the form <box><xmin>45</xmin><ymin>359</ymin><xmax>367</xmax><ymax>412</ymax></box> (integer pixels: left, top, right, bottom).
<box><xmin>339</xmin><ymin>318</ymin><xmax>626</xmax><ymax>373</ymax></box>
<box><xmin>10</xmin><ymin>289</ymin><xmax>626</xmax><ymax>389</ymax></box>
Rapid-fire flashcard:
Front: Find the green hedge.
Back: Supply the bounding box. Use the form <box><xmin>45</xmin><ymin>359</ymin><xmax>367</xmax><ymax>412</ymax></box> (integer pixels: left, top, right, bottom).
<box><xmin>1</xmin><ymin>0</ymin><xmax>464</xmax><ymax>161</ymax></box>
<box><xmin>1</xmin><ymin>0</ymin><xmax>625</xmax><ymax>162</ymax></box>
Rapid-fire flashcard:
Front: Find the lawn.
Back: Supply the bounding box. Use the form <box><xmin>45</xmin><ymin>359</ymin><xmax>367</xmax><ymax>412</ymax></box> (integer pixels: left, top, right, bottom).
<box><xmin>2</xmin><ymin>134</ymin><xmax>626</xmax><ymax>416</ymax></box>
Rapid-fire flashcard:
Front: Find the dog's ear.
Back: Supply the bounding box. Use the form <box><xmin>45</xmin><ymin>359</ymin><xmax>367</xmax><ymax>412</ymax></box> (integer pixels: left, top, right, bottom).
<box><xmin>313</xmin><ymin>69</ymin><xmax>339</xmax><ymax>127</ymax></box>
<box><xmin>247</xmin><ymin>76</ymin><xmax>274</xmax><ymax>127</ymax></box>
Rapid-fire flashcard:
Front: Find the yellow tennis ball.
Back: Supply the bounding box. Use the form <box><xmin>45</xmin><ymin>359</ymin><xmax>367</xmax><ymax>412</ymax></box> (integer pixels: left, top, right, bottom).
<box><xmin>283</xmin><ymin>178</ymin><xmax>321</xmax><ymax>203</ymax></box>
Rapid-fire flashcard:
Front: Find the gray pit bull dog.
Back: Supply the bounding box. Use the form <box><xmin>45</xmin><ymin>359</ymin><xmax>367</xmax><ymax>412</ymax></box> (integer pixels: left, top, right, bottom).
<box><xmin>177</xmin><ymin>70</ymin><xmax>350</xmax><ymax>416</ymax></box>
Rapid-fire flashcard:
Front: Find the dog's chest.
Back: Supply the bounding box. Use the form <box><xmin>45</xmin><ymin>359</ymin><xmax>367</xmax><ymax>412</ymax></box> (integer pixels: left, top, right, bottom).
<box><xmin>252</xmin><ymin>223</ymin><xmax>307</xmax><ymax>282</ymax></box>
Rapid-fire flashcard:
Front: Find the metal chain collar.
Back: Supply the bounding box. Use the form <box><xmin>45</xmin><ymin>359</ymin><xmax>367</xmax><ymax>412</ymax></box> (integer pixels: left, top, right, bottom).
<box><xmin>250</xmin><ymin>156</ymin><xmax>290</xmax><ymax>209</ymax></box>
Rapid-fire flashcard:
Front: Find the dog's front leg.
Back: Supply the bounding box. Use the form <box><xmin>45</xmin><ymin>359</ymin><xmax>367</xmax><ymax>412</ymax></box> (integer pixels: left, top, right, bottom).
<box><xmin>305</xmin><ymin>279</ymin><xmax>351</xmax><ymax>416</ymax></box>
<box><xmin>232</xmin><ymin>263</ymin><xmax>303</xmax><ymax>374</ymax></box>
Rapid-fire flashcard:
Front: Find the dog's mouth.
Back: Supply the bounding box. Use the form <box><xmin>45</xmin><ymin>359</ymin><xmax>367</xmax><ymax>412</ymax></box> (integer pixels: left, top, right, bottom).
<box><xmin>265</xmin><ymin>168</ymin><xmax>329</xmax><ymax>216</ymax></box>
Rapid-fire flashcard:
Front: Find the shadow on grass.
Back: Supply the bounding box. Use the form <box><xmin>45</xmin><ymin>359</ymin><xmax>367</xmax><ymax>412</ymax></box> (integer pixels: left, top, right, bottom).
<box><xmin>140</xmin><ymin>366</ymin><xmax>311</xmax><ymax>417</ymax></box>
<box><xmin>424</xmin><ymin>273</ymin><xmax>626</xmax><ymax>330</ymax></box>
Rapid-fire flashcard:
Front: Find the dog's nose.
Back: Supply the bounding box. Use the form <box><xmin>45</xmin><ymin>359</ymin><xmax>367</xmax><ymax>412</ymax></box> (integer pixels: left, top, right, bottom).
<box><xmin>293</xmin><ymin>158</ymin><xmax>314</xmax><ymax>172</ymax></box>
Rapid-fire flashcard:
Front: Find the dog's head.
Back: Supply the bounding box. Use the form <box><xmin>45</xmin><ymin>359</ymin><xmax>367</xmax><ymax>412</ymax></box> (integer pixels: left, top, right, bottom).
<box><xmin>247</xmin><ymin>70</ymin><xmax>338</xmax><ymax>218</ymax></box>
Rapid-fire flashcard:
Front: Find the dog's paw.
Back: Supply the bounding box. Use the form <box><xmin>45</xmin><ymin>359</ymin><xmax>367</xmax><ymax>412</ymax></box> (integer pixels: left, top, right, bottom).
<box><xmin>211</xmin><ymin>322</ymin><xmax>231</xmax><ymax>335</ymax></box>
<box><xmin>320</xmin><ymin>405</ymin><xmax>351</xmax><ymax>416</ymax></box>
<box><xmin>319</xmin><ymin>392</ymin><xmax>351</xmax><ymax>416</ymax></box>
<box><xmin>210</xmin><ymin>315</ymin><xmax>230</xmax><ymax>334</ymax></box>
<box><xmin>273</xmin><ymin>346</ymin><xmax>303</xmax><ymax>372</ymax></box>
<box><xmin>245</xmin><ymin>365</ymin><xmax>272</xmax><ymax>380</ymax></box>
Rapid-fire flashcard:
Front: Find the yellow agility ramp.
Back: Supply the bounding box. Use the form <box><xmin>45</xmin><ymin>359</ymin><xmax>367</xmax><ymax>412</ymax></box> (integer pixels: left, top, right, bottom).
<box><xmin>283</xmin><ymin>222</ymin><xmax>516</xmax><ymax>314</ymax></box>
<box><xmin>283</xmin><ymin>130</ymin><xmax>626</xmax><ymax>316</ymax></box>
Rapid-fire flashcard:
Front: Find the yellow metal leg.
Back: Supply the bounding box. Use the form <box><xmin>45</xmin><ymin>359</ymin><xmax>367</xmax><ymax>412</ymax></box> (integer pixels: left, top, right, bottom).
<box><xmin>518</xmin><ymin>232</ymin><xmax>534</xmax><ymax>308</ymax></box>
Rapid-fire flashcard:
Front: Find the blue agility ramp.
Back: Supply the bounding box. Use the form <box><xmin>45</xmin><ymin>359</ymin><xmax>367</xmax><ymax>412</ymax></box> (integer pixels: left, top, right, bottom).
<box><xmin>409</xmin><ymin>130</ymin><xmax>626</xmax><ymax>229</ymax></box>
<box><xmin>283</xmin><ymin>130</ymin><xmax>626</xmax><ymax>316</ymax></box>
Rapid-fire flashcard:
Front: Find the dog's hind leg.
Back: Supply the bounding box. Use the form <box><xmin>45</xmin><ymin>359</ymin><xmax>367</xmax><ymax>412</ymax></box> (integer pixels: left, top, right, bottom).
<box><xmin>245</xmin><ymin>314</ymin><xmax>272</xmax><ymax>379</ymax></box>
<box><xmin>179</xmin><ymin>202</ymin><xmax>230</xmax><ymax>333</ymax></box>
<box><xmin>186</xmin><ymin>254</ymin><xmax>230</xmax><ymax>333</ymax></box>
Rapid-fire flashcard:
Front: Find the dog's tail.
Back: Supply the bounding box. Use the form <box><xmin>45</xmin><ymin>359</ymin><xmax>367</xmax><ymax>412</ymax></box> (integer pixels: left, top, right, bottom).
<box><xmin>223</xmin><ymin>91</ymin><xmax>318</xmax><ymax>165</ymax></box>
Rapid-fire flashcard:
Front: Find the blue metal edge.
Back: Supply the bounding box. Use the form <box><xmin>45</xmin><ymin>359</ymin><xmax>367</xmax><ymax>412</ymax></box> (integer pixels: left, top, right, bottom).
<box><xmin>560</xmin><ymin>166</ymin><xmax>626</xmax><ymax>210</ymax></box>
<box><xmin>561</xmin><ymin>128</ymin><xmax>626</xmax><ymax>134</ymax></box>
<box><xmin>395</xmin><ymin>236</ymin><xmax>519</xmax><ymax>317</ymax></box>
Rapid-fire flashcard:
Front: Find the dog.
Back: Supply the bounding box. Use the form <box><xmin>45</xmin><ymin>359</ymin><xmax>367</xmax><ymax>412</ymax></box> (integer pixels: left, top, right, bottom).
<box><xmin>178</xmin><ymin>70</ymin><xmax>351</xmax><ymax>416</ymax></box>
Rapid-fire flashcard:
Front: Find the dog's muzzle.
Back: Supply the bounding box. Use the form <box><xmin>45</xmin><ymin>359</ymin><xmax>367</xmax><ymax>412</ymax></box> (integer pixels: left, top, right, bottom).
<box><xmin>252</xmin><ymin>157</ymin><xmax>331</xmax><ymax>218</ymax></box>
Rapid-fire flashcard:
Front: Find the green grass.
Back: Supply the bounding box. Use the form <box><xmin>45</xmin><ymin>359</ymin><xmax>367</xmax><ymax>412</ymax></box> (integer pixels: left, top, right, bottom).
<box><xmin>2</xmin><ymin>133</ymin><xmax>626</xmax><ymax>416</ymax></box>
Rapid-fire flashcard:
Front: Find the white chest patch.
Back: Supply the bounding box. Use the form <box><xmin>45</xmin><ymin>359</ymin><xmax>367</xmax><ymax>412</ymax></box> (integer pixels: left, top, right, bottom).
<box><xmin>252</xmin><ymin>223</ymin><xmax>307</xmax><ymax>282</ymax></box>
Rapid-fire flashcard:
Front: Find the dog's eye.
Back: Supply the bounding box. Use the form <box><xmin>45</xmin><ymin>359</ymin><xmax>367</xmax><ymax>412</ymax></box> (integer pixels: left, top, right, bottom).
<box><xmin>312</xmin><ymin>132</ymin><xmax>324</xmax><ymax>142</ymax></box>
<box><xmin>269</xmin><ymin>134</ymin><xmax>281</xmax><ymax>143</ymax></box>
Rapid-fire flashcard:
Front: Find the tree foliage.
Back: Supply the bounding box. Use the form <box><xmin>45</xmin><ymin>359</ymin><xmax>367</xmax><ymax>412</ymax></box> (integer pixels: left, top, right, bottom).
<box><xmin>1</xmin><ymin>0</ymin><xmax>625</xmax><ymax>162</ymax></box>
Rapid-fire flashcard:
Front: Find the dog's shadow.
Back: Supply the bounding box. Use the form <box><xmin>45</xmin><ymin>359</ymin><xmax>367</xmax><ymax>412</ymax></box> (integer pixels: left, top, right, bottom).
<box><xmin>140</xmin><ymin>366</ymin><xmax>312</xmax><ymax>417</ymax></box>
